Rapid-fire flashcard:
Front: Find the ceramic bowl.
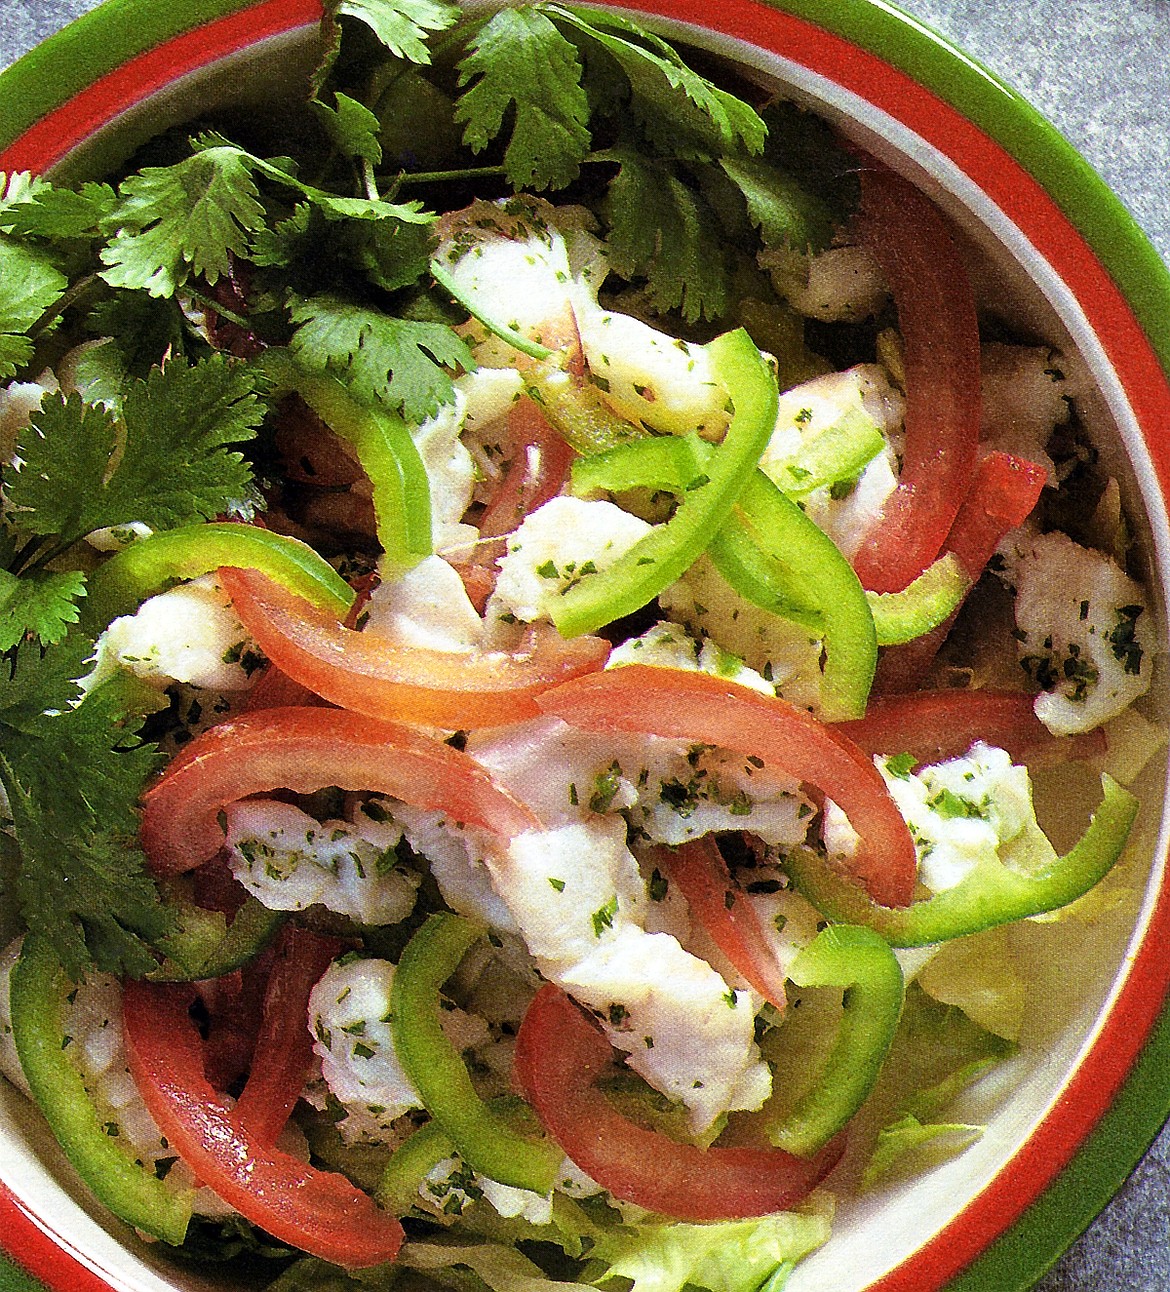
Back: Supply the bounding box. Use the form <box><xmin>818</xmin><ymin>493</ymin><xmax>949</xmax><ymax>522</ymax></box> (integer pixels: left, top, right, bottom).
<box><xmin>1</xmin><ymin>2</ymin><xmax>1169</xmax><ymax>1291</ymax></box>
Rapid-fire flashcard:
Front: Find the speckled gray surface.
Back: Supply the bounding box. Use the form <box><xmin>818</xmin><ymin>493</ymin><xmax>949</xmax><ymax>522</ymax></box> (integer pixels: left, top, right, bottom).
<box><xmin>0</xmin><ymin>1</ymin><xmax>1167</xmax><ymax>1289</ymax></box>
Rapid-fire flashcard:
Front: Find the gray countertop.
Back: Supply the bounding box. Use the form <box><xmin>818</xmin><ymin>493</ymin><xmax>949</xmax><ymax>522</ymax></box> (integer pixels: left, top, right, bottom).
<box><xmin>0</xmin><ymin>1</ymin><xmax>1167</xmax><ymax>1289</ymax></box>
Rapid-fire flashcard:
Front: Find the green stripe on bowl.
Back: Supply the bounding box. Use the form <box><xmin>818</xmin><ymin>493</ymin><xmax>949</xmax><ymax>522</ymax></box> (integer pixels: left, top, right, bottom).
<box><xmin>0</xmin><ymin>0</ymin><xmax>268</xmax><ymax>153</ymax></box>
<box><xmin>770</xmin><ymin>0</ymin><xmax>1170</xmax><ymax>382</ymax></box>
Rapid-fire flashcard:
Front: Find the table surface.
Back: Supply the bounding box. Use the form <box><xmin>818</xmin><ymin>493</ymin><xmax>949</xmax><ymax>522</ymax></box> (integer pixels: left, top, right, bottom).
<box><xmin>0</xmin><ymin>1</ymin><xmax>1167</xmax><ymax>1289</ymax></box>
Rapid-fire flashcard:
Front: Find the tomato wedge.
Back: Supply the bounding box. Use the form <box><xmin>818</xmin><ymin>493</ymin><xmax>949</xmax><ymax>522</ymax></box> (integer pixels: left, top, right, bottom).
<box><xmin>478</xmin><ymin>396</ymin><xmax>575</xmax><ymax>540</ymax></box>
<box><xmin>539</xmin><ymin>666</ymin><xmax>916</xmax><ymax>909</ymax></box>
<box><xmin>514</xmin><ymin>983</ymin><xmax>842</xmax><ymax>1220</ymax></box>
<box><xmin>140</xmin><ymin>705</ymin><xmax>541</xmax><ymax>876</ymax></box>
<box><xmin>834</xmin><ymin>687</ymin><xmax>1106</xmax><ymax>767</ymax></box>
<box><xmin>122</xmin><ymin>977</ymin><xmax>404</xmax><ymax>1268</ymax></box>
<box><xmin>876</xmin><ymin>450</ymin><xmax>1046</xmax><ymax>690</ymax></box>
<box><xmin>851</xmin><ymin>165</ymin><xmax>983</xmax><ymax>594</ymax></box>
<box><xmin>649</xmin><ymin>838</ymin><xmax>787</xmax><ymax>1011</ymax></box>
<box><xmin>220</xmin><ymin>566</ymin><xmax>609</xmax><ymax>731</ymax></box>
<box><xmin>233</xmin><ymin>926</ymin><xmax>343</xmax><ymax>1146</ymax></box>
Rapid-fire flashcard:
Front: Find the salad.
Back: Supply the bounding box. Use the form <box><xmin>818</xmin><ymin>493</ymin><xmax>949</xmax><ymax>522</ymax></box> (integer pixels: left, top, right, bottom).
<box><xmin>0</xmin><ymin>2</ymin><xmax>1162</xmax><ymax>1288</ymax></box>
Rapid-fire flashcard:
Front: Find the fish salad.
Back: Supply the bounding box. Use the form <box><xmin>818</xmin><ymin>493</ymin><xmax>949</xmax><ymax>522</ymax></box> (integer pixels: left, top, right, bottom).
<box><xmin>0</xmin><ymin>2</ymin><xmax>1162</xmax><ymax>1289</ymax></box>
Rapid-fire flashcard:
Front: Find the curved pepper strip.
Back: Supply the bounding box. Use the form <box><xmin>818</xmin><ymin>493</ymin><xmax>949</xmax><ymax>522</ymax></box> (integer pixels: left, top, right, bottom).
<box><xmin>515</xmin><ymin>983</ymin><xmax>843</xmax><ymax>1221</ymax></box>
<box><xmin>82</xmin><ymin>521</ymin><xmax>355</xmax><ymax>631</ymax></box>
<box><xmin>566</xmin><ymin>425</ymin><xmax>877</xmax><ymax>717</ymax></box>
<box><xmin>377</xmin><ymin>1094</ymin><xmax>540</xmax><ymax>1215</ymax></box>
<box><xmin>150</xmin><ymin>892</ymin><xmax>285</xmax><ymax>982</ymax></box>
<box><xmin>10</xmin><ymin>936</ymin><xmax>194</xmax><ymax>1246</ymax></box>
<box><xmin>766</xmin><ymin>925</ymin><xmax>904</xmax><ymax>1156</ymax></box>
<box><xmin>548</xmin><ymin>328</ymin><xmax>779</xmax><ymax>640</ymax></box>
<box><xmin>763</xmin><ymin>406</ymin><xmax>885</xmax><ymax>499</ymax></box>
<box><xmin>784</xmin><ymin>774</ymin><xmax>1137</xmax><ymax>947</ymax></box>
<box><xmin>122</xmin><ymin>976</ymin><xmax>404</xmax><ymax>1267</ymax></box>
<box><xmin>391</xmin><ymin>913</ymin><xmax>562</xmax><ymax>1194</ymax></box>
<box><xmin>259</xmin><ymin>348</ymin><xmax>432</xmax><ymax>575</ymax></box>
<box><xmin>730</xmin><ymin>469</ymin><xmax>876</xmax><ymax>721</ymax></box>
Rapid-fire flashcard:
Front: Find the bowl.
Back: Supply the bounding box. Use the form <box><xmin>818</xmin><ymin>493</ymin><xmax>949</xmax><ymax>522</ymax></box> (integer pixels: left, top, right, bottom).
<box><xmin>0</xmin><ymin>2</ymin><xmax>1169</xmax><ymax>1291</ymax></box>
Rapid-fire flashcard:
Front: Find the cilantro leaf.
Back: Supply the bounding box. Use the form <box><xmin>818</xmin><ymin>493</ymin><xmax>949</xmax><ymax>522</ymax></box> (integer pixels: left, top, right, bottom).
<box><xmin>288</xmin><ymin>292</ymin><xmax>473</xmax><ymax>422</ymax></box>
<box><xmin>8</xmin><ymin>353</ymin><xmax>262</xmax><ymax>546</ymax></box>
<box><xmin>0</xmin><ymin>178</ymin><xmax>116</xmax><ymax>241</ymax></box>
<box><xmin>327</xmin><ymin>0</ymin><xmax>460</xmax><ymax>64</ymax></box>
<box><xmin>314</xmin><ymin>91</ymin><xmax>384</xmax><ymax>168</ymax></box>
<box><xmin>99</xmin><ymin>145</ymin><xmax>268</xmax><ymax>297</ymax></box>
<box><xmin>0</xmin><ymin>567</ymin><xmax>87</xmax><ymax>650</ymax></box>
<box><xmin>550</xmin><ymin>5</ymin><xmax>766</xmax><ymax>161</ymax></box>
<box><xmin>0</xmin><ymin>236</ymin><xmax>68</xmax><ymax>377</ymax></box>
<box><xmin>602</xmin><ymin>149</ymin><xmax>730</xmax><ymax>322</ymax></box>
<box><xmin>719</xmin><ymin>156</ymin><xmax>841</xmax><ymax>254</ymax></box>
<box><xmin>455</xmin><ymin>6</ymin><xmax>591</xmax><ymax>190</ymax></box>
<box><xmin>0</xmin><ymin>646</ymin><xmax>169</xmax><ymax>978</ymax></box>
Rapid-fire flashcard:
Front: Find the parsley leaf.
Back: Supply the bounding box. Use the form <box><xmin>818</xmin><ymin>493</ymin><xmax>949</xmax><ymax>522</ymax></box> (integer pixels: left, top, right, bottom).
<box><xmin>601</xmin><ymin>147</ymin><xmax>729</xmax><ymax>322</ymax></box>
<box><xmin>550</xmin><ymin>5</ymin><xmax>766</xmax><ymax>161</ymax></box>
<box><xmin>0</xmin><ymin>177</ymin><xmax>116</xmax><ymax>241</ymax></box>
<box><xmin>0</xmin><ymin>568</ymin><xmax>87</xmax><ymax>650</ymax></box>
<box><xmin>0</xmin><ymin>642</ymin><xmax>170</xmax><ymax>978</ymax></box>
<box><xmin>314</xmin><ymin>91</ymin><xmax>384</xmax><ymax>168</ymax></box>
<box><xmin>0</xmin><ymin>236</ymin><xmax>68</xmax><ymax>377</ymax></box>
<box><xmin>288</xmin><ymin>292</ymin><xmax>474</xmax><ymax>422</ymax></box>
<box><xmin>455</xmin><ymin>7</ymin><xmax>591</xmax><ymax>190</ymax></box>
<box><xmin>720</xmin><ymin>156</ymin><xmax>842</xmax><ymax>254</ymax></box>
<box><xmin>100</xmin><ymin>144</ymin><xmax>268</xmax><ymax>297</ymax></box>
<box><xmin>327</xmin><ymin>0</ymin><xmax>460</xmax><ymax>64</ymax></box>
<box><xmin>8</xmin><ymin>353</ymin><xmax>262</xmax><ymax>546</ymax></box>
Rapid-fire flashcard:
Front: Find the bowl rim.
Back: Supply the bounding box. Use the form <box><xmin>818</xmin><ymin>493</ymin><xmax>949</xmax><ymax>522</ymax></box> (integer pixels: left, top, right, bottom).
<box><xmin>1</xmin><ymin>1</ymin><xmax>1169</xmax><ymax>1290</ymax></box>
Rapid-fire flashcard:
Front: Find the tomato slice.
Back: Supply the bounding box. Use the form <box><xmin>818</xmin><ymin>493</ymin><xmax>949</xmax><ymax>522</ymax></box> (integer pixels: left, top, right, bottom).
<box><xmin>140</xmin><ymin>705</ymin><xmax>542</xmax><ymax>876</ymax></box>
<box><xmin>514</xmin><ymin>983</ymin><xmax>842</xmax><ymax>1220</ymax></box>
<box><xmin>850</xmin><ymin>166</ymin><xmax>983</xmax><ymax>594</ymax></box>
<box><xmin>233</xmin><ymin>926</ymin><xmax>343</xmax><ymax>1146</ymax></box>
<box><xmin>834</xmin><ymin>687</ymin><xmax>1106</xmax><ymax>767</ymax></box>
<box><xmin>876</xmin><ymin>450</ymin><xmax>1046</xmax><ymax>690</ymax></box>
<box><xmin>649</xmin><ymin>838</ymin><xmax>787</xmax><ymax>1011</ymax></box>
<box><xmin>220</xmin><ymin>566</ymin><xmax>609</xmax><ymax>731</ymax></box>
<box><xmin>539</xmin><ymin>665</ymin><xmax>917</xmax><ymax>909</ymax></box>
<box><xmin>478</xmin><ymin>396</ymin><xmax>575</xmax><ymax>540</ymax></box>
<box><xmin>122</xmin><ymin>977</ymin><xmax>404</xmax><ymax>1268</ymax></box>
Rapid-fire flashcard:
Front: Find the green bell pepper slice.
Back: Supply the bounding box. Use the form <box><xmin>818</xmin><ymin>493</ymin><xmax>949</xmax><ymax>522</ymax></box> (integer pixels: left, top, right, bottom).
<box><xmin>9</xmin><ymin>936</ymin><xmax>194</xmax><ymax>1245</ymax></box>
<box><xmin>259</xmin><ymin>349</ymin><xmax>433</xmax><ymax>575</ymax></box>
<box><xmin>762</xmin><ymin>405</ymin><xmax>885</xmax><ymax>499</ymax></box>
<box><xmin>83</xmin><ymin>521</ymin><xmax>355</xmax><ymax>630</ymax></box>
<box><xmin>377</xmin><ymin>1094</ymin><xmax>542</xmax><ymax>1215</ymax></box>
<box><xmin>729</xmin><ymin>469</ymin><xmax>876</xmax><ymax>720</ymax></box>
<box><xmin>549</xmin><ymin>328</ymin><xmax>778</xmax><ymax>640</ymax></box>
<box><xmin>390</xmin><ymin>913</ymin><xmax>561</xmax><ymax>1194</ymax></box>
<box><xmin>148</xmin><ymin>893</ymin><xmax>285</xmax><ymax>982</ymax></box>
<box><xmin>767</xmin><ymin>924</ymin><xmax>904</xmax><ymax>1156</ymax></box>
<box><xmin>785</xmin><ymin>774</ymin><xmax>1138</xmax><ymax>947</ymax></box>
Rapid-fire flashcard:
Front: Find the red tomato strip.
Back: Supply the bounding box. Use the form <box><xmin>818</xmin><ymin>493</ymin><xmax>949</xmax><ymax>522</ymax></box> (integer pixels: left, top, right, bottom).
<box><xmin>122</xmin><ymin>978</ymin><xmax>404</xmax><ymax>1268</ymax></box>
<box><xmin>834</xmin><ymin>688</ymin><xmax>1105</xmax><ymax>767</ymax></box>
<box><xmin>877</xmin><ymin>450</ymin><xmax>1046</xmax><ymax>690</ymax></box>
<box><xmin>478</xmin><ymin>396</ymin><xmax>575</xmax><ymax>540</ymax></box>
<box><xmin>220</xmin><ymin>566</ymin><xmax>609</xmax><ymax>731</ymax></box>
<box><xmin>851</xmin><ymin>165</ymin><xmax>983</xmax><ymax>594</ymax></box>
<box><xmin>515</xmin><ymin>983</ymin><xmax>841</xmax><ymax>1220</ymax></box>
<box><xmin>232</xmin><ymin>926</ymin><xmax>343</xmax><ymax>1147</ymax></box>
<box><xmin>538</xmin><ymin>665</ymin><xmax>916</xmax><ymax>909</ymax></box>
<box><xmin>140</xmin><ymin>705</ymin><xmax>541</xmax><ymax>876</ymax></box>
<box><xmin>649</xmin><ymin>838</ymin><xmax>787</xmax><ymax>1010</ymax></box>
